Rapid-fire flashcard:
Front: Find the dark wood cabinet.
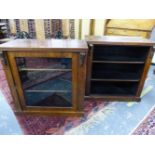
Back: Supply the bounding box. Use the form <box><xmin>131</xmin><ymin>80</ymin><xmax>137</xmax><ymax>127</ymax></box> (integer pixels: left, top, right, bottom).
<box><xmin>0</xmin><ymin>39</ymin><xmax>88</xmax><ymax>116</ymax></box>
<box><xmin>85</xmin><ymin>36</ymin><xmax>155</xmax><ymax>101</ymax></box>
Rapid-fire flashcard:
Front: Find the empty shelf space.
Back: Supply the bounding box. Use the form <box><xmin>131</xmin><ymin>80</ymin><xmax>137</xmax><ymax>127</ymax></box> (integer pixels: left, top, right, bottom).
<box><xmin>90</xmin><ymin>81</ymin><xmax>138</xmax><ymax>96</ymax></box>
<box><xmin>93</xmin><ymin>45</ymin><xmax>149</xmax><ymax>62</ymax></box>
<box><xmin>92</xmin><ymin>63</ymin><xmax>144</xmax><ymax>80</ymax></box>
<box><xmin>19</xmin><ymin>70</ymin><xmax>72</xmax><ymax>90</ymax></box>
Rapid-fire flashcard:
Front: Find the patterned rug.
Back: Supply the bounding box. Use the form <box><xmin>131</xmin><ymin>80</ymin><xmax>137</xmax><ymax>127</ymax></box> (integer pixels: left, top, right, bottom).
<box><xmin>132</xmin><ymin>106</ymin><xmax>155</xmax><ymax>135</ymax></box>
<box><xmin>17</xmin><ymin>100</ymin><xmax>108</xmax><ymax>135</ymax></box>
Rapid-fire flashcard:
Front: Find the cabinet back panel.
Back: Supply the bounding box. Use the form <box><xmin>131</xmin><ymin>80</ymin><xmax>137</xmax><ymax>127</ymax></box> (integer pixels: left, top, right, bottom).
<box><xmin>93</xmin><ymin>45</ymin><xmax>149</xmax><ymax>61</ymax></box>
<box><xmin>92</xmin><ymin>63</ymin><xmax>144</xmax><ymax>80</ymax></box>
<box><xmin>90</xmin><ymin>81</ymin><xmax>138</xmax><ymax>96</ymax></box>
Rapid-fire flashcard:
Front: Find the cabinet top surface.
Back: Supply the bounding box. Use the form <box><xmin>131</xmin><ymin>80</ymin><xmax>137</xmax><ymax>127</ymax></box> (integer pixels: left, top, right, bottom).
<box><xmin>0</xmin><ymin>39</ymin><xmax>88</xmax><ymax>51</ymax></box>
<box><xmin>86</xmin><ymin>35</ymin><xmax>155</xmax><ymax>46</ymax></box>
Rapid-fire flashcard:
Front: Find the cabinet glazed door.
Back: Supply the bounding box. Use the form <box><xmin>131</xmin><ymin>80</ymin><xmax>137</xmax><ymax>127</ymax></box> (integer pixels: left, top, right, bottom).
<box><xmin>7</xmin><ymin>51</ymin><xmax>79</xmax><ymax>111</ymax></box>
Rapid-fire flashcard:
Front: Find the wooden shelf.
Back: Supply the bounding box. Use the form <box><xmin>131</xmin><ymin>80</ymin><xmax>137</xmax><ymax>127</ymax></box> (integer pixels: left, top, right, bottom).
<box><xmin>25</xmin><ymin>90</ymin><xmax>71</xmax><ymax>93</ymax></box>
<box><xmin>85</xmin><ymin>95</ymin><xmax>141</xmax><ymax>101</ymax></box>
<box><xmin>92</xmin><ymin>60</ymin><xmax>145</xmax><ymax>64</ymax></box>
<box><xmin>91</xmin><ymin>78</ymin><xmax>140</xmax><ymax>82</ymax></box>
<box><xmin>19</xmin><ymin>68</ymin><xmax>72</xmax><ymax>72</ymax></box>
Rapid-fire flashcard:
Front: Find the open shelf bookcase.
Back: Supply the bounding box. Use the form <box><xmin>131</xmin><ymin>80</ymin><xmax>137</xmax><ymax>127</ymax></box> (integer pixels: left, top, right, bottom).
<box><xmin>85</xmin><ymin>36</ymin><xmax>155</xmax><ymax>101</ymax></box>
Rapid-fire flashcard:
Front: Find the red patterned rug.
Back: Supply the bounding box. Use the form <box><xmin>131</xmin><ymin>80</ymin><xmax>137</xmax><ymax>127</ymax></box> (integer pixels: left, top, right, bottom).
<box><xmin>132</xmin><ymin>106</ymin><xmax>155</xmax><ymax>135</ymax></box>
<box><xmin>0</xmin><ymin>61</ymin><xmax>108</xmax><ymax>135</ymax></box>
<box><xmin>16</xmin><ymin>100</ymin><xmax>108</xmax><ymax>135</ymax></box>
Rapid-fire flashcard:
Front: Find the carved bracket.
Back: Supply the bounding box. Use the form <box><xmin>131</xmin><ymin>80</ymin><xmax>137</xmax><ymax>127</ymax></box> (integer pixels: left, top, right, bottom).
<box><xmin>79</xmin><ymin>52</ymin><xmax>86</xmax><ymax>66</ymax></box>
<box><xmin>0</xmin><ymin>50</ymin><xmax>7</xmax><ymax>65</ymax></box>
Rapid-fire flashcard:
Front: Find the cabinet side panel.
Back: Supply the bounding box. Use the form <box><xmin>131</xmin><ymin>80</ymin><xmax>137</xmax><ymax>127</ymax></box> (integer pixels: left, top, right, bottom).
<box><xmin>72</xmin><ymin>53</ymin><xmax>79</xmax><ymax>110</ymax></box>
<box><xmin>77</xmin><ymin>51</ymin><xmax>87</xmax><ymax>111</ymax></box>
<box><xmin>136</xmin><ymin>47</ymin><xmax>154</xmax><ymax>97</ymax></box>
<box><xmin>85</xmin><ymin>44</ymin><xmax>94</xmax><ymax>95</ymax></box>
<box><xmin>7</xmin><ymin>52</ymin><xmax>27</xmax><ymax>110</ymax></box>
<box><xmin>3</xmin><ymin>52</ymin><xmax>22</xmax><ymax>112</ymax></box>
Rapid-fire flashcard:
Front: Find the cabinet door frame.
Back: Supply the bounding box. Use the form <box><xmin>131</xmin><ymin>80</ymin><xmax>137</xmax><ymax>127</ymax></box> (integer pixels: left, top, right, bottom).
<box><xmin>7</xmin><ymin>50</ymin><xmax>79</xmax><ymax>112</ymax></box>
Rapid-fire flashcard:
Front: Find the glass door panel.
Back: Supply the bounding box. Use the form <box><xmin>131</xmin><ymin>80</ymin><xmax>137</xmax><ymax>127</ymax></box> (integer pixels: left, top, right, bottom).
<box><xmin>16</xmin><ymin>57</ymin><xmax>72</xmax><ymax>108</ymax></box>
<box><xmin>16</xmin><ymin>57</ymin><xmax>72</xmax><ymax>69</ymax></box>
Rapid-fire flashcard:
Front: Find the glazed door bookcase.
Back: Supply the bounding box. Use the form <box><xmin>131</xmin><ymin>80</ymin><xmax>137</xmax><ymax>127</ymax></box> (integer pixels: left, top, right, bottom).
<box><xmin>7</xmin><ymin>51</ymin><xmax>80</xmax><ymax>114</ymax></box>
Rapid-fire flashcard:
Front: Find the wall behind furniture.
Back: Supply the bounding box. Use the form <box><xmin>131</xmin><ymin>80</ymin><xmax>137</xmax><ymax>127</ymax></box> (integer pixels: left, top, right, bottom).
<box><xmin>105</xmin><ymin>19</ymin><xmax>155</xmax><ymax>38</ymax></box>
<box><xmin>7</xmin><ymin>19</ymin><xmax>155</xmax><ymax>39</ymax></box>
<box><xmin>7</xmin><ymin>19</ymin><xmax>106</xmax><ymax>39</ymax></box>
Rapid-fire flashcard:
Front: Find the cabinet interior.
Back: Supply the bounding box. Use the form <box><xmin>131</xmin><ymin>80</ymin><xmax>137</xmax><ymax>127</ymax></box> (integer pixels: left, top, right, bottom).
<box><xmin>89</xmin><ymin>45</ymin><xmax>149</xmax><ymax>96</ymax></box>
<box><xmin>93</xmin><ymin>45</ymin><xmax>149</xmax><ymax>62</ymax></box>
<box><xmin>16</xmin><ymin>57</ymin><xmax>72</xmax><ymax>107</ymax></box>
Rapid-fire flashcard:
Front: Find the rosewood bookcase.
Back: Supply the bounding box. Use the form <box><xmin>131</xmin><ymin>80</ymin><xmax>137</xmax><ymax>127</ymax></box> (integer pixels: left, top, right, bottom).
<box><xmin>0</xmin><ymin>39</ymin><xmax>88</xmax><ymax>116</ymax></box>
<box><xmin>85</xmin><ymin>36</ymin><xmax>155</xmax><ymax>101</ymax></box>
